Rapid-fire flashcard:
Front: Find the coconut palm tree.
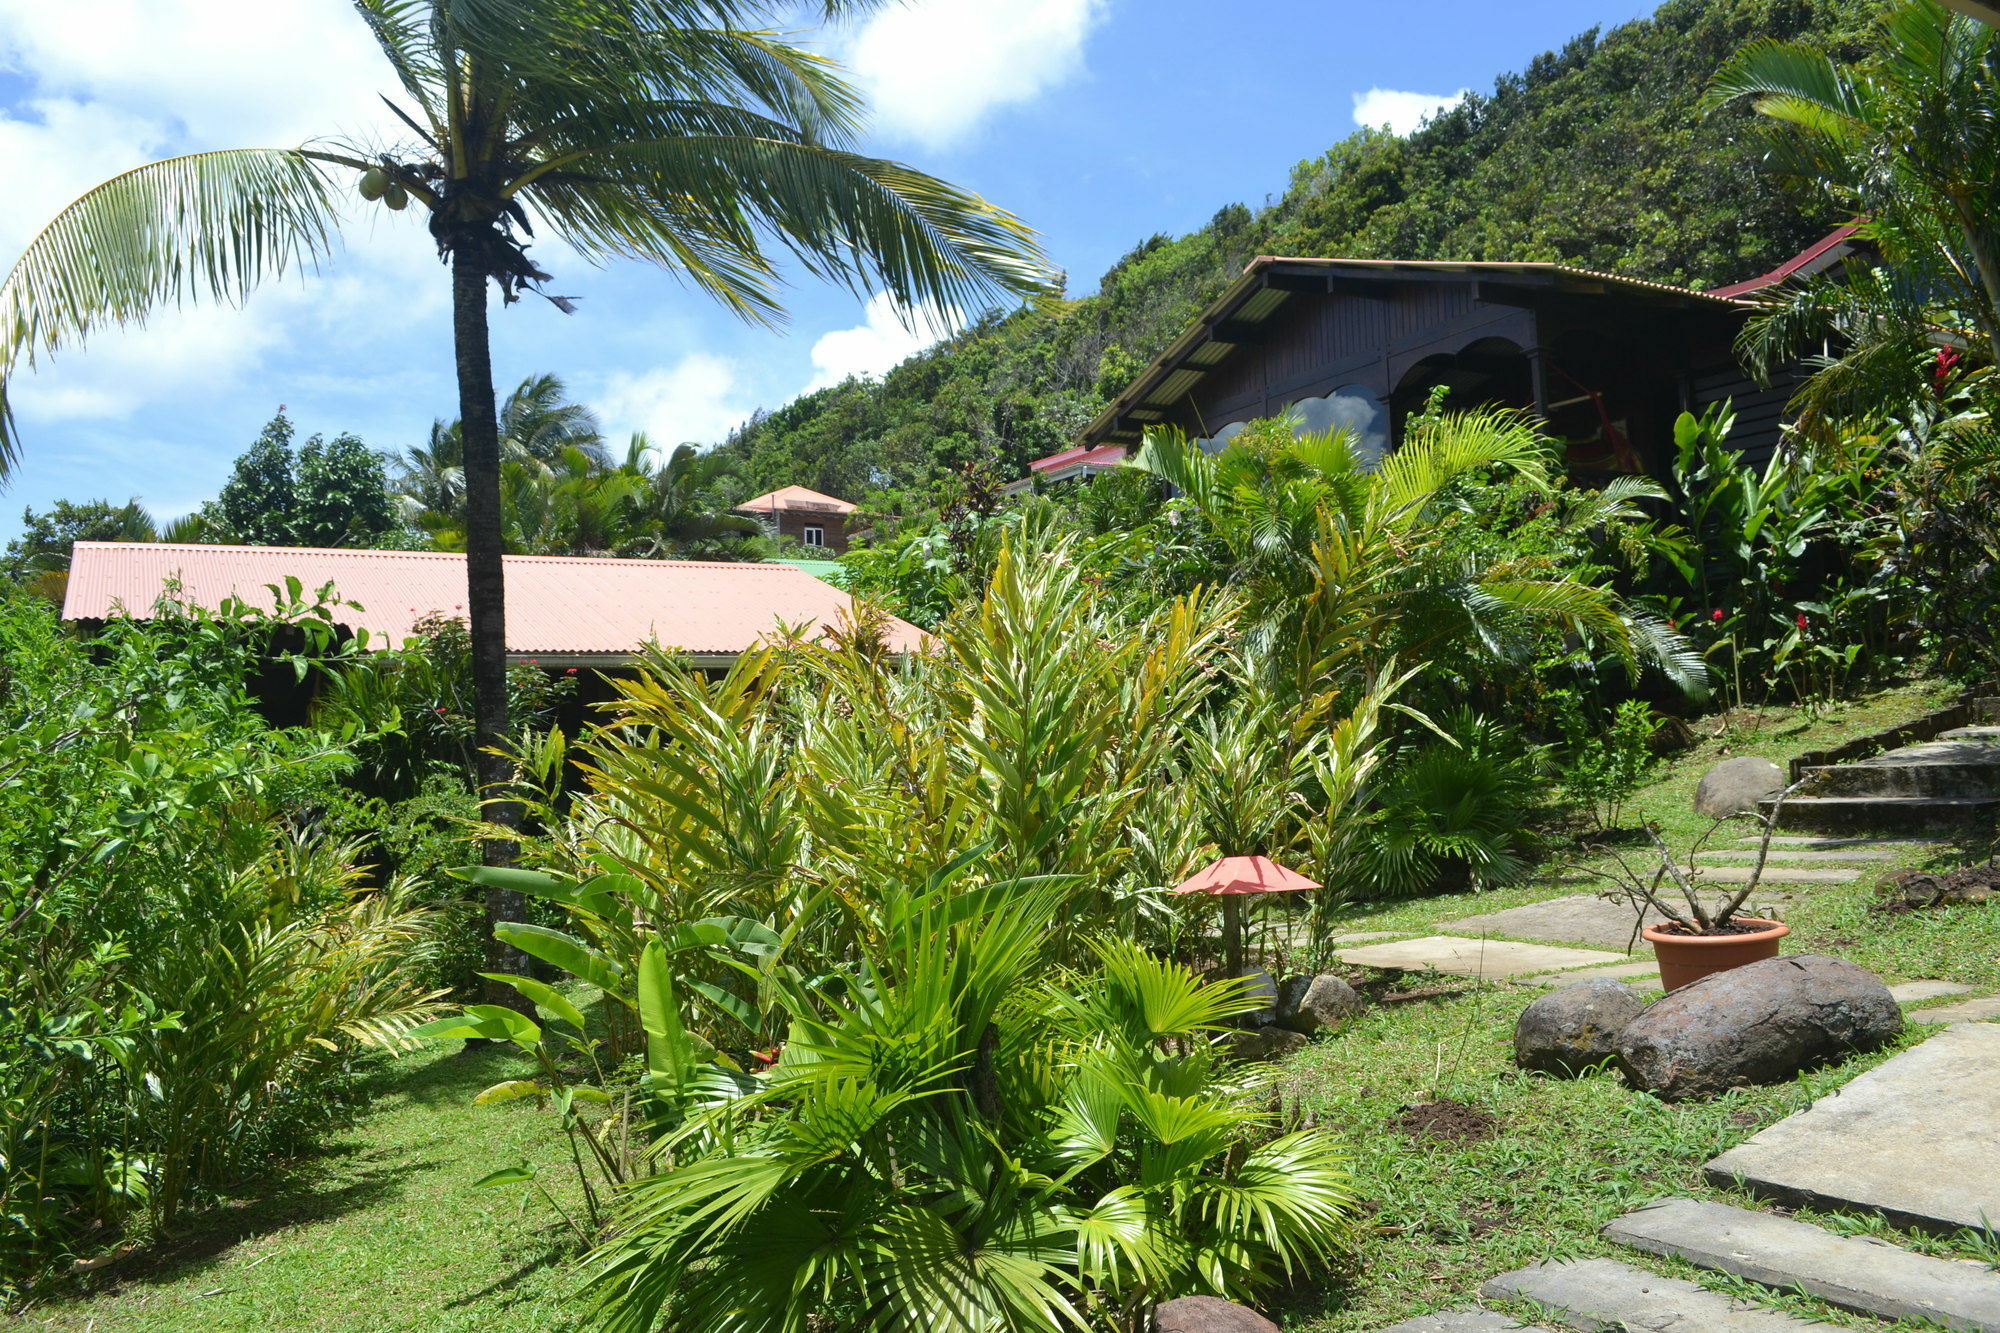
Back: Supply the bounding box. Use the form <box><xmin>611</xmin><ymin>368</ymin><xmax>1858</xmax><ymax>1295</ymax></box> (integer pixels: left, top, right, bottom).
<box><xmin>1705</xmin><ymin>0</ymin><xmax>2000</xmax><ymax>395</ymax></box>
<box><xmin>0</xmin><ymin>1</ymin><xmax>1050</xmax><ymax>968</ymax></box>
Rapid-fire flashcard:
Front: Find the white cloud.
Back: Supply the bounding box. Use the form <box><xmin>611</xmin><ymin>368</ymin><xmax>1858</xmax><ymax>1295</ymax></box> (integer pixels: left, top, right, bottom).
<box><xmin>805</xmin><ymin>294</ymin><xmax>961</xmax><ymax>392</ymax></box>
<box><xmin>840</xmin><ymin>0</ymin><xmax>1108</xmax><ymax>150</ymax></box>
<box><xmin>1350</xmin><ymin>86</ymin><xmax>1470</xmax><ymax>136</ymax></box>
<box><xmin>595</xmin><ymin>354</ymin><xmax>758</xmax><ymax>450</ymax></box>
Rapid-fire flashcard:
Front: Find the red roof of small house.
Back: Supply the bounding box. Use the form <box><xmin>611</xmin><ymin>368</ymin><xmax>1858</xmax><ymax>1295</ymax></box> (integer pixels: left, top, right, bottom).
<box><xmin>1028</xmin><ymin>444</ymin><xmax>1128</xmax><ymax>473</ymax></box>
<box><xmin>62</xmin><ymin>542</ymin><xmax>924</xmax><ymax>663</ymax></box>
<box><xmin>734</xmin><ymin>485</ymin><xmax>858</xmax><ymax>515</ymax></box>
<box><xmin>1171</xmin><ymin>855</ymin><xmax>1321</xmax><ymax>896</ymax></box>
<box><xmin>1707</xmin><ymin>226</ymin><xmax>1865</xmax><ymax>299</ymax></box>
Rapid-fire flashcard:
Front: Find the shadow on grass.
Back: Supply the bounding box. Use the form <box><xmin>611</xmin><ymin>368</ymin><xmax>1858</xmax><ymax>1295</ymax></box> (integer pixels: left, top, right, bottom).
<box><xmin>53</xmin><ymin>1043</ymin><xmax>527</xmax><ymax>1302</ymax></box>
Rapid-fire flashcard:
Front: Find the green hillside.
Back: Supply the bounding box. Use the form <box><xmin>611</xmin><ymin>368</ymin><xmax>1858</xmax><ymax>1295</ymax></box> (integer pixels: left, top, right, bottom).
<box><xmin>715</xmin><ymin>0</ymin><xmax>1879</xmax><ymax>514</ymax></box>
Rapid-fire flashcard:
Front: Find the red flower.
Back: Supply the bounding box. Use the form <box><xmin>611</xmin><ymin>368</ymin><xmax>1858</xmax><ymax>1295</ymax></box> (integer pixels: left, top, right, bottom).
<box><xmin>1934</xmin><ymin>346</ymin><xmax>1962</xmax><ymax>395</ymax></box>
<box><xmin>1711</xmin><ymin>608</ymin><xmax>1725</xmax><ymax>623</ymax></box>
<box><xmin>1667</xmin><ymin>619</ymin><xmax>1678</xmax><ymax>630</ymax></box>
<box><xmin>565</xmin><ymin>667</ymin><xmax>578</xmax><ymax>675</ymax></box>
<box><xmin>434</xmin><ymin>706</ymin><xmax>447</xmax><ymax>714</ymax></box>
<box><xmin>1796</xmin><ymin>613</ymin><xmax>1809</xmax><ymax>630</ymax></box>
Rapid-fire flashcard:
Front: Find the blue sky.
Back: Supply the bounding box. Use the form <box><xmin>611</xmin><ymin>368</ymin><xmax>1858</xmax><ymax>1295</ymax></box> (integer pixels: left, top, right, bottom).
<box><xmin>0</xmin><ymin>0</ymin><xmax>1662</xmax><ymax>536</ymax></box>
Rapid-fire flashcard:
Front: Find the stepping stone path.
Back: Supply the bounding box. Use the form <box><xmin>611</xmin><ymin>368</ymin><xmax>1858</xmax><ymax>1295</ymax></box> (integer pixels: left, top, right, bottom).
<box><xmin>1606</xmin><ymin>1197</ymin><xmax>2000</xmax><ymax>1332</ymax></box>
<box><xmin>1911</xmin><ymin>994</ymin><xmax>2000</xmax><ymax>1025</ymax></box>
<box><xmin>1515</xmin><ymin>959</ymin><xmax>1663</xmax><ymax>989</ymax></box>
<box><xmin>1706</xmin><ymin>1022</ymin><xmax>2000</xmax><ymax>1233</ymax></box>
<box><xmin>1482</xmin><ymin>1257</ymin><xmax>1826</xmax><ymax>1333</ymax></box>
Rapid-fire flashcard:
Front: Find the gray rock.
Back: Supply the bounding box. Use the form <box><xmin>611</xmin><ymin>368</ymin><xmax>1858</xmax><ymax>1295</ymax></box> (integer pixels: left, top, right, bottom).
<box><xmin>1153</xmin><ymin>1295</ymin><xmax>1279</xmax><ymax>1333</ymax></box>
<box><xmin>1695</xmin><ymin>755</ymin><xmax>1787</xmax><ymax>819</ymax></box>
<box><xmin>1229</xmin><ymin>1026</ymin><xmax>1309</xmax><ymax>1062</ymax></box>
<box><xmin>1226</xmin><ymin>967</ymin><xmax>1279</xmax><ymax>1026</ymax></box>
<box><xmin>1277</xmin><ymin>973</ymin><xmax>1364</xmax><ymax>1033</ymax></box>
<box><xmin>1605</xmin><ymin>1197</ymin><xmax>2000</xmax><ymax>1333</ymax></box>
<box><xmin>1514</xmin><ymin>979</ymin><xmax>1647</xmax><ymax>1075</ymax></box>
<box><xmin>1617</xmin><ymin>954</ymin><xmax>1901</xmax><ymax>1100</ymax></box>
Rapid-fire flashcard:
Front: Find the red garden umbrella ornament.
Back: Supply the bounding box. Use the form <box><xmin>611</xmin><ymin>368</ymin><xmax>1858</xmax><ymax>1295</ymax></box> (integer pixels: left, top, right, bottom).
<box><xmin>1172</xmin><ymin>855</ymin><xmax>1321</xmax><ymax>974</ymax></box>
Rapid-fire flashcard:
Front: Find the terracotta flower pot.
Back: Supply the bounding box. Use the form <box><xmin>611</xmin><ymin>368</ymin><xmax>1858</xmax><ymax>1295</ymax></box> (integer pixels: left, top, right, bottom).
<box><xmin>1642</xmin><ymin>918</ymin><xmax>1790</xmax><ymax>992</ymax></box>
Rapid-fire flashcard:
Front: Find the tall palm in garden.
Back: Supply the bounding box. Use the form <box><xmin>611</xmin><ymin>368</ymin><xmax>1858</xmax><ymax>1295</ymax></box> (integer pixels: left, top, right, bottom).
<box><xmin>1706</xmin><ymin>0</ymin><xmax>2000</xmax><ymax>408</ymax></box>
<box><xmin>0</xmin><ymin>1</ymin><xmax>1049</xmax><ymax>973</ymax></box>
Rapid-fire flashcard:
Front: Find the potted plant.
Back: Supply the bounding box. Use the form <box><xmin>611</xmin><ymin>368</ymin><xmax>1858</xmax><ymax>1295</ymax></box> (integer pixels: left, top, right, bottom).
<box><xmin>1597</xmin><ymin>781</ymin><xmax>1806</xmax><ymax>991</ymax></box>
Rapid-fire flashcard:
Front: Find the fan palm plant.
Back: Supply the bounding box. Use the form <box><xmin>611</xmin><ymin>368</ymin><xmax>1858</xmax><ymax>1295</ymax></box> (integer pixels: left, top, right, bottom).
<box><xmin>1129</xmin><ymin>412</ymin><xmax>1691</xmax><ymax>702</ymax></box>
<box><xmin>1705</xmin><ymin>0</ymin><xmax>2000</xmax><ymax>409</ymax></box>
<box><xmin>0</xmin><ymin>1</ymin><xmax>1050</xmax><ymax>978</ymax></box>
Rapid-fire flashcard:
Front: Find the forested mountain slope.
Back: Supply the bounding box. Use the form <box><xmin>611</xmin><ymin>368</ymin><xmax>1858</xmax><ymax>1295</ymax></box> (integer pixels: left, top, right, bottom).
<box><xmin>715</xmin><ymin>0</ymin><xmax>1880</xmax><ymax>512</ymax></box>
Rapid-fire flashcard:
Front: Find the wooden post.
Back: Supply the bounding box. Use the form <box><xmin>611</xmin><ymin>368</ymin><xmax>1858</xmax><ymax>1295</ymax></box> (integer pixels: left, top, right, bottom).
<box><xmin>1223</xmin><ymin>896</ymin><xmax>1244</xmax><ymax>974</ymax></box>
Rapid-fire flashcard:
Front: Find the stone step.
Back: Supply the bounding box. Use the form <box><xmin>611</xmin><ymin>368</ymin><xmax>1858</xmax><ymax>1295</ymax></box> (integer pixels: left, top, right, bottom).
<box><xmin>1695</xmin><ymin>849</ymin><xmax>1900</xmax><ymax>863</ymax></box>
<box><xmin>1767</xmin><ymin>795</ymin><xmax>2000</xmax><ymax>834</ymax></box>
<box><xmin>1480</xmin><ymin>1257</ymin><xmax>1830</xmax><ymax>1333</ymax></box>
<box><xmin>1694</xmin><ymin>865</ymin><xmax>1860</xmax><ymax>885</ymax></box>
<box><xmin>1377</xmin><ymin>1309</ymin><xmax>1551</xmax><ymax>1333</ymax></box>
<box><xmin>1941</xmin><ymin>726</ymin><xmax>2000</xmax><ymax>741</ymax></box>
<box><xmin>1605</xmin><ymin>1197</ymin><xmax>2000</xmax><ymax>1333</ymax></box>
<box><xmin>1803</xmin><ymin>748</ymin><xmax>2000</xmax><ymax>799</ymax></box>
<box><xmin>1706</xmin><ymin>1022</ymin><xmax>2000</xmax><ymax>1234</ymax></box>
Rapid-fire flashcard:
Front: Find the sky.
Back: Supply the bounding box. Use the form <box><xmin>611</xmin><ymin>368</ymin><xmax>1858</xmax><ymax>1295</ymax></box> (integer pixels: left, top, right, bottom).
<box><xmin>0</xmin><ymin>0</ymin><xmax>1664</xmax><ymax>535</ymax></box>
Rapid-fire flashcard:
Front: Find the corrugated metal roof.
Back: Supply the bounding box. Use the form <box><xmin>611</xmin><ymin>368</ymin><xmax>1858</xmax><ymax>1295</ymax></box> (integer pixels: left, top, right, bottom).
<box><xmin>63</xmin><ymin>543</ymin><xmax>925</xmax><ymax>659</ymax></box>
<box><xmin>734</xmin><ymin>485</ymin><xmax>859</xmax><ymax>515</ymax></box>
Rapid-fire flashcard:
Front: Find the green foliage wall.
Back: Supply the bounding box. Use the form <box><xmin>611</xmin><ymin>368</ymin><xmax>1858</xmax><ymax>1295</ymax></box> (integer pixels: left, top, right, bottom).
<box><xmin>717</xmin><ymin>0</ymin><xmax>1882</xmax><ymax>513</ymax></box>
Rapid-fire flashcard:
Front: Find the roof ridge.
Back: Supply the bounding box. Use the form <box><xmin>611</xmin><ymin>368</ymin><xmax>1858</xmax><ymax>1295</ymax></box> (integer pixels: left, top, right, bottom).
<box><xmin>71</xmin><ymin>541</ymin><xmax>805</xmax><ymax>573</ymax></box>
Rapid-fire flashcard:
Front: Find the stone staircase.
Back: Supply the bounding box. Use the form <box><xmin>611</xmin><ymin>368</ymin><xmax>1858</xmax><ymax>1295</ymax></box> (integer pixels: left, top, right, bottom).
<box><xmin>1371</xmin><ymin>1025</ymin><xmax>2000</xmax><ymax>1333</ymax></box>
<box><xmin>1770</xmin><ymin>698</ymin><xmax>2000</xmax><ymax>833</ymax></box>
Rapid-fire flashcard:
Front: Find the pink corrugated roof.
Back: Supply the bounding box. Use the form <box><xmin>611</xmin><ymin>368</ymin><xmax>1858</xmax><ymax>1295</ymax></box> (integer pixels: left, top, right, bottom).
<box><xmin>62</xmin><ymin>542</ymin><xmax>925</xmax><ymax>660</ymax></box>
<box><xmin>1029</xmin><ymin>444</ymin><xmax>1128</xmax><ymax>472</ymax></box>
<box><xmin>734</xmin><ymin>485</ymin><xmax>858</xmax><ymax>515</ymax></box>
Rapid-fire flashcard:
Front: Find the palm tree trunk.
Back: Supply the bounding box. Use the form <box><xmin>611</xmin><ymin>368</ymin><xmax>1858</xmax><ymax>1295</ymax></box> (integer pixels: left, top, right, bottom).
<box><xmin>450</xmin><ymin>249</ymin><xmax>530</xmax><ymax>991</ymax></box>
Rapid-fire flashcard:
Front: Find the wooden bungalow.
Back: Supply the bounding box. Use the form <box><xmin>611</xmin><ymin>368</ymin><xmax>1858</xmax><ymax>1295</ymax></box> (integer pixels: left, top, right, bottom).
<box><xmin>1034</xmin><ymin>232</ymin><xmax>1869</xmax><ymax>487</ymax></box>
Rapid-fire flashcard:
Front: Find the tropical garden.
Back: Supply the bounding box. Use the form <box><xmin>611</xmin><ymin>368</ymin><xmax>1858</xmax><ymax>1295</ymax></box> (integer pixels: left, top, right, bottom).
<box><xmin>0</xmin><ymin>0</ymin><xmax>1997</xmax><ymax>1330</ymax></box>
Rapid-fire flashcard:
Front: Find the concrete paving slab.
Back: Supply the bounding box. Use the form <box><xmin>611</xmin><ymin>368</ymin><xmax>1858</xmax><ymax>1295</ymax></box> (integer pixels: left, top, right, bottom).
<box><xmin>1696</xmin><ymin>849</ymin><xmax>1900</xmax><ymax>863</ymax></box>
<box><xmin>1738</xmin><ymin>836</ymin><xmax>1940</xmax><ymax>849</ymax></box>
<box><xmin>1480</xmin><ymin>1257</ymin><xmax>1830</xmax><ymax>1333</ymax></box>
<box><xmin>1910</xmin><ymin>995</ymin><xmax>2000</xmax><ymax>1025</ymax></box>
<box><xmin>1335</xmin><ymin>935</ymin><xmax>1626</xmax><ymax>979</ymax></box>
<box><xmin>1329</xmin><ymin>931</ymin><xmax>1410</xmax><ymax>943</ymax></box>
<box><xmin>1514</xmin><ymin>960</ymin><xmax>1662</xmax><ymax>988</ymax></box>
<box><xmin>1605</xmin><ymin>1197</ymin><xmax>2000</xmax><ymax>1333</ymax></box>
<box><xmin>1706</xmin><ymin>1023</ymin><xmax>2000</xmax><ymax>1233</ymax></box>
<box><xmin>1437</xmin><ymin>896</ymin><xmax>1657</xmax><ymax>949</ymax></box>
<box><xmin>1376</xmin><ymin>1309</ymin><xmax>1548</xmax><ymax>1333</ymax></box>
<box><xmin>1697</xmin><ymin>865</ymin><xmax>1861</xmax><ymax>884</ymax></box>
<box><xmin>1889</xmin><ymin>980</ymin><xmax>1978</xmax><ymax>1004</ymax></box>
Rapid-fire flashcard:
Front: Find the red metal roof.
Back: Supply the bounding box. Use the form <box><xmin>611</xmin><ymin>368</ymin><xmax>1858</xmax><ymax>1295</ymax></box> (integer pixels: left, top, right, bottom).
<box><xmin>1028</xmin><ymin>443</ymin><xmax>1128</xmax><ymax>473</ymax></box>
<box><xmin>62</xmin><ymin>542</ymin><xmax>924</xmax><ymax>660</ymax></box>
<box><xmin>734</xmin><ymin>485</ymin><xmax>858</xmax><ymax>515</ymax></box>
<box><xmin>1707</xmin><ymin>226</ymin><xmax>1863</xmax><ymax>299</ymax></box>
<box><xmin>1171</xmin><ymin>854</ymin><xmax>1321</xmax><ymax>896</ymax></box>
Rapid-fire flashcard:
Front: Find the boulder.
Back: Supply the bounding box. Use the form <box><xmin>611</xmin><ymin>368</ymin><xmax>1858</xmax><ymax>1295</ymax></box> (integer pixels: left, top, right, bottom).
<box><xmin>1154</xmin><ymin>1295</ymin><xmax>1281</xmax><ymax>1333</ymax></box>
<box><xmin>1514</xmin><ymin>978</ymin><xmax>1647</xmax><ymax>1076</ymax></box>
<box><xmin>1694</xmin><ymin>756</ymin><xmax>1786</xmax><ymax>819</ymax></box>
<box><xmin>1617</xmin><ymin>954</ymin><xmax>1901</xmax><ymax>1100</ymax></box>
<box><xmin>1229</xmin><ymin>1026</ymin><xmax>1309</xmax><ymax>1062</ymax></box>
<box><xmin>1227</xmin><ymin>967</ymin><xmax>1280</xmax><ymax>1026</ymax></box>
<box><xmin>1277</xmin><ymin>973</ymin><xmax>1364</xmax><ymax>1034</ymax></box>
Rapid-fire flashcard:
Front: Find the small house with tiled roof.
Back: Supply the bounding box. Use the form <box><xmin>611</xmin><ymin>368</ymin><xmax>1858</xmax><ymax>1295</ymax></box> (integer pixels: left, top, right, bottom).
<box><xmin>733</xmin><ymin>485</ymin><xmax>861</xmax><ymax>555</ymax></box>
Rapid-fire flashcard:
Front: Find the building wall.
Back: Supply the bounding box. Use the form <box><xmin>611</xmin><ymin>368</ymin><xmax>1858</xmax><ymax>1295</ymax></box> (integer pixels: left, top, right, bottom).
<box><xmin>757</xmin><ymin>508</ymin><xmax>851</xmax><ymax>554</ymax></box>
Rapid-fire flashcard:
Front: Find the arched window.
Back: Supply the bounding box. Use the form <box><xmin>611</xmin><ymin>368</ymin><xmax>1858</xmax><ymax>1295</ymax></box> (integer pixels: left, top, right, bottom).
<box><xmin>1291</xmin><ymin>386</ymin><xmax>1390</xmax><ymax>469</ymax></box>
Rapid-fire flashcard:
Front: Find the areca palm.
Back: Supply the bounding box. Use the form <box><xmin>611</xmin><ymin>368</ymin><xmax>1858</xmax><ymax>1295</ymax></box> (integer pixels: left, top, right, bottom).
<box><xmin>0</xmin><ymin>1</ymin><xmax>1050</xmax><ymax>973</ymax></box>
<box><xmin>1706</xmin><ymin>1</ymin><xmax>2000</xmax><ymax>393</ymax></box>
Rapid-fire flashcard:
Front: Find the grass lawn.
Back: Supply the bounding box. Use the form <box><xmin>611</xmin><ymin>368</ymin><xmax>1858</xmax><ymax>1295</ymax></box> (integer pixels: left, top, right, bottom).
<box><xmin>22</xmin><ymin>1042</ymin><xmax>588</xmax><ymax>1333</ymax></box>
<box><xmin>25</xmin><ymin>679</ymin><xmax>1996</xmax><ymax>1332</ymax></box>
